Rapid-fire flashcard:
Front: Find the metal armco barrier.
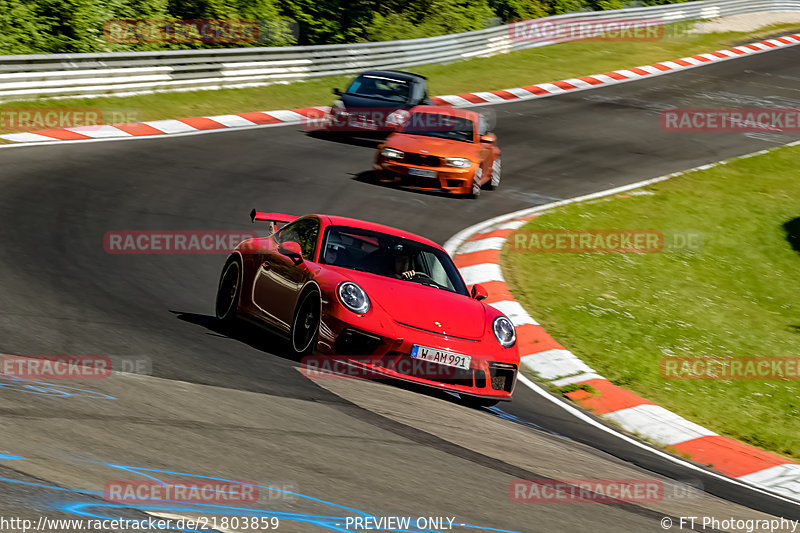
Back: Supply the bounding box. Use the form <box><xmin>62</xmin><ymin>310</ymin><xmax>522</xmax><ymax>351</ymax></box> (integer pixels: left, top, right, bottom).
<box><xmin>1</xmin><ymin>0</ymin><xmax>799</xmax><ymax>102</ymax></box>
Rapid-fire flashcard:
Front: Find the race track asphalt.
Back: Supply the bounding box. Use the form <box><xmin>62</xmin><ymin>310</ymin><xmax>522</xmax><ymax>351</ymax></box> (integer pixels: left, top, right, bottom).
<box><xmin>1</xmin><ymin>43</ymin><xmax>799</xmax><ymax>532</ymax></box>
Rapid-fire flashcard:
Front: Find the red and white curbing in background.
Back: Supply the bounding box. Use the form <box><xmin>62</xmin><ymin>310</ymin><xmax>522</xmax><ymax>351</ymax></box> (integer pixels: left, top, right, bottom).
<box><xmin>2</xmin><ymin>33</ymin><xmax>800</xmax><ymax>144</ymax></box>
<box><xmin>0</xmin><ymin>107</ymin><xmax>332</xmax><ymax>143</ymax></box>
<box><xmin>443</xmin><ymin>154</ymin><xmax>800</xmax><ymax>504</ymax></box>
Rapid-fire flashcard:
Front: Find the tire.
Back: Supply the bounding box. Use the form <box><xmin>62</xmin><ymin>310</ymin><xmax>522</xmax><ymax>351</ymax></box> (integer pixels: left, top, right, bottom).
<box><xmin>460</xmin><ymin>395</ymin><xmax>499</xmax><ymax>409</ymax></box>
<box><xmin>483</xmin><ymin>156</ymin><xmax>501</xmax><ymax>190</ymax></box>
<box><xmin>469</xmin><ymin>167</ymin><xmax>482</xmax><ymax>199</ymax></box>
<box><xmin>216</xmin><ymin>258</ymin><xmax>242</xmax><ymax>322</ymax></box>
<box><xmin>290</xmin><ymin>289</ymin><xmax>320</xmax><ymax>355</ymax></box>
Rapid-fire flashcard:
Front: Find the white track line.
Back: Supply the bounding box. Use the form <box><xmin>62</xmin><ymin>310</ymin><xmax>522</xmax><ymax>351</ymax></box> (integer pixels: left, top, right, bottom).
<box><xmin>516</xmin><ymin>373</ymin><xmax>800</xmax><ymax>506</ymax></box>
<box><xmin>444</xmin><ymin>141</ymin><xmax>800</xmax><ymax>506</ymax></box>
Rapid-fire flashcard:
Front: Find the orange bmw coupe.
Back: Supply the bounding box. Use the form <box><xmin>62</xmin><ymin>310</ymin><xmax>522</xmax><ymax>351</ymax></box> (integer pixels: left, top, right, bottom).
<box><xmin>374</xmin><ymin>106</ymin><xmax>501</xmax><ymax>198</ymax></box>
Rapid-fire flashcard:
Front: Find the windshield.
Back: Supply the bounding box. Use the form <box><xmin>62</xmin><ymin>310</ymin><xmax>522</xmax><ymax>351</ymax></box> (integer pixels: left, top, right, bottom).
<box><xmin>346</xmin><ymin>75</ymin><xmax>410</xmax><ymax>102</ymax></box>
<box><xmin>399</xmin><ymin>112</ymin><xmax>475</xmax><ymax>143</ymax></box>
<box><xmin>320</xmin><ymin>225</ymin><xmax>468</xmax><ymax>295</ymax></box>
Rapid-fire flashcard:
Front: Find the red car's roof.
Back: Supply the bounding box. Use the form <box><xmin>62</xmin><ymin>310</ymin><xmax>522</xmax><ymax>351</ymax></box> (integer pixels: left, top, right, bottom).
<box><xmin>318</xmin><ymin>215</ymin><xmax>443</xmax><ymax>251</ymax></box>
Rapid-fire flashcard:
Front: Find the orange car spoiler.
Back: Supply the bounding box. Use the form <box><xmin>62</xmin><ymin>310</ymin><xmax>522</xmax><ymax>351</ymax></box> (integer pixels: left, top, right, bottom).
<box><xmin>250</xmin><ymin>209</ymin><xmax>298</xmax><ymax>235</ymax></box>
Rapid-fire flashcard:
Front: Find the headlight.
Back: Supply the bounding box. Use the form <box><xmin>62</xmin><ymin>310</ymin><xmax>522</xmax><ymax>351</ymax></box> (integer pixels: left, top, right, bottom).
<box><xmin>492</xmin><ymin>316</ymin><xmax>516</xmax><ymax>347</ymax></box>
<box><xmin>444</xmin><ymin>157</ymin><xmax>472</xmax><ymax>168</ymax></box>
<box><xmin>337</xmin><ymin>281</ymin><xmax>370</xmax><ymax>314</ymax></box>
<box><xmin>381</xmin><ymin>148</ymin><xmax>404</xmax><ymax>159</ymax></box>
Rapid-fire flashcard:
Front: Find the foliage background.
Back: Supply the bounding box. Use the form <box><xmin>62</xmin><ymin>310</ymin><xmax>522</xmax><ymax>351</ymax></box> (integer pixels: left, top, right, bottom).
<box><xmin>0</xmin><ymin>0</ymin><xmax>692</xmax><ymax>54</ymax></box>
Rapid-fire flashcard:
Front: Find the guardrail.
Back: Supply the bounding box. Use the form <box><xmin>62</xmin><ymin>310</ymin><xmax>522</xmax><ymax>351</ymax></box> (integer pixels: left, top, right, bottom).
<box><xmin>1</xmin><ymin>0</ymin><xmax>799</xmax><ymax>102</ymax></box>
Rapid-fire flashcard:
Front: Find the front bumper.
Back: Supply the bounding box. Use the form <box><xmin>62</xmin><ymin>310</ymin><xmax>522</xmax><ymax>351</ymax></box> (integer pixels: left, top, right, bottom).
<box><xmin>316</xmin><ymin>312</ymin><xmax>518</xmax><ymax>400</ymax></box>
<box><xmin>374</xmin><ymin>158</ymin><xmax>476</xmax><ymax>195</ymax></box>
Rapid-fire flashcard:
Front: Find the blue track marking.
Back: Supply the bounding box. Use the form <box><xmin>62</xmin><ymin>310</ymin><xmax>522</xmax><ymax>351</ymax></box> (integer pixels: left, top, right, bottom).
<box><xmin>0</xmin><ymin>373</ymin><xmax>115</xmax><ymax>399</ymax></box>
<box><xmin>0</xmin><ymin>455</ymin><xmax>523</xmax><ymax>533</ymax></box>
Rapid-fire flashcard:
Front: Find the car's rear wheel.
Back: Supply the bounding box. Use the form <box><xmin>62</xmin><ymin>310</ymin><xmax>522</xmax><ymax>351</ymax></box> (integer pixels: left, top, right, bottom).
<box><xmin>460</xmin><ymin>395</ymin><xmax>499</xmax><ymax>409</ymax></box>
<box><xmin>483</xmin><ymin>156</ymin><xmax>501</xmax><ymax>190</ymax></box>
<box><xmin>469</xmin><ymin>167</ymin><xmax>483</xmax><ymax>199</ymax></box>
<box><xmin>216</xmin><ymin>258</ymin><xmax>242</xmax><ymax>322</ymax></box>
<box><xmin>291</xmin><ymin>289</ymin><xmax>320</xmax><ymax>355</ymax></box>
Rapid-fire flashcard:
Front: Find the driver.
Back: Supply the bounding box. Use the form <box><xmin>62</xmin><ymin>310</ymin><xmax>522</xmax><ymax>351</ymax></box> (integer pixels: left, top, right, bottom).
<box><xmin>325</xmin><ymin>245</ymin><xmax>339</xmax><ymax>265</ymax></box>
<box><xmin>392</xmin><ymin>253</ymin><xmax>416</xmax><ymax>280</ymax></box>
<box><xmin>324</xmin><ymin>240</ymin><xmax>347</xmax><ymax>266</ymax></box>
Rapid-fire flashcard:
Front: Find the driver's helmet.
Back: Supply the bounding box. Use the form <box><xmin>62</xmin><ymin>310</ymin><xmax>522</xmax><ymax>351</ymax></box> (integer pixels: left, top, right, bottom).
<box><xmin>388</xmin><ymin>243</ymin><xmax>414</xmax><ymax>272</ymax></box>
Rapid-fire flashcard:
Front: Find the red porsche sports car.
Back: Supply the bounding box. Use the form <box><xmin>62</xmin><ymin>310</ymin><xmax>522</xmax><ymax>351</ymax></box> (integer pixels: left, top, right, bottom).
<box><xmin>216</xmin><ymin>211</ymin><xmax>519</xmax><ymax>406</ymax></box>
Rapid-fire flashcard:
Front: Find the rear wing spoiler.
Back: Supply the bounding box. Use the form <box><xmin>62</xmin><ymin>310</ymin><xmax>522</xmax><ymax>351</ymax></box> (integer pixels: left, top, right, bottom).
<box><xmin>250</xmin><ymin>209</ymin><xmax>298</xmax><ymax>235</ymax></box>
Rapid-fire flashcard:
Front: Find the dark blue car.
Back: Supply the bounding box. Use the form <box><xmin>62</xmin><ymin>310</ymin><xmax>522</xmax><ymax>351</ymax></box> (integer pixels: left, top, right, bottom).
<box><xmin>325</xmin><ymin>70</ymin><xmax>431</xmax><ymax>136</ymax></box>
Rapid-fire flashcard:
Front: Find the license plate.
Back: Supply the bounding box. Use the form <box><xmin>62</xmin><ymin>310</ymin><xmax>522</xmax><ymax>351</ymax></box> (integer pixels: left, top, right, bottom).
<box><xmin>411</xmin><ymin>345</ymin><xmax>471</xmax><ymax>370</ymax></box>
<box><xmin>408</xmin><ymin>168</ymin><xmax>437</xmax><ymax>178</ymax></box>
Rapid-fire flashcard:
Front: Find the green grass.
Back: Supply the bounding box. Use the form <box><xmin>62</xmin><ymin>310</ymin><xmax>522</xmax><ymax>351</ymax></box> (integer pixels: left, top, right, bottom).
<box><xmin>2</xmin><ymin>21</ymin><xmax>800</xmax><ymax>136</ymax></box>
<box><xmin>503</xmin><ymin>145</ymin><xmax>800</xmax><ymax>460</ymax></box>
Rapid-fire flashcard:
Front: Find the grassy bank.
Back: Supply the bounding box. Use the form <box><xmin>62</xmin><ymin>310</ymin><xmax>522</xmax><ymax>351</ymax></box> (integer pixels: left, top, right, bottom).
<box><xmin>503</xmin><ymin>144</ymin><xmax>800</xmax><ymax>460</ymax></box>
<box><xmin>2</xmin><ymin>22</ymin><xmax>800</xmax><ymax>136</ymax></box>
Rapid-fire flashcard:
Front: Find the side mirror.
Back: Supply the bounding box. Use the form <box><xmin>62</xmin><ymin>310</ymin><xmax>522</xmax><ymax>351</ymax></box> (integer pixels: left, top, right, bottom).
<box><xmin>471</xmin><ymin>284</ymin><xmax>488</xmax><ymax>301</ymax></box>
<box><xmin>279</xmin><ymin>241</ymin><xmax>303</xmax><ymax>264</ymax></box>
<box><xmin>480</xmin><ymin>133</ymin><xmax>496</xmax><ymax>144</ymax></box>
<box><xmin>332</xmin><ymin>88</ymin><xmax>341</xmax><ymax>95</ymax></box>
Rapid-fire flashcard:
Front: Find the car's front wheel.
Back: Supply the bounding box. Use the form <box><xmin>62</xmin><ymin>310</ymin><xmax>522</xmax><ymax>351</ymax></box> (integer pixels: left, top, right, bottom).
<box><xmin>469</xmin><ymin>167</ymin><xmax>483</xmax><ymax>199</ymax></box>
<box><xmin>291</xmin><ymin>289</ymin><xmax>320</xmax><ymax>355</ymax></box>
<box><xmin>216</xmin><ymin>257</ymin><xmax>242</xmax><ymax>322</ymax></box>
<box><xmin>483</xmin><ymin>156</ymin><xmax>501</xmax><ymax>190</ymax></box>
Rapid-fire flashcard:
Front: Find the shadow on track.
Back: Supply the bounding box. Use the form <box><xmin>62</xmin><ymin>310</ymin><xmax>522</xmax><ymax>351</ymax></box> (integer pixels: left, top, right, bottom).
<box><xmin>351</xmin><ymin>170</ymin><xmax>472</xmax><ymax>200</ymax></box>
<box><xmin>173</xmin><ymin>310</ymin><xmax>299</xmax><ymax>361</ymax></box>
<box><xmin>305</xmin><ymin>130</ymin><xmax>382</xmax><ymax>149</ymax></box>
<box><xmin>172</xmin><ymin>310</ymin><xmax>493</xmax><ymax>410</ymax></box>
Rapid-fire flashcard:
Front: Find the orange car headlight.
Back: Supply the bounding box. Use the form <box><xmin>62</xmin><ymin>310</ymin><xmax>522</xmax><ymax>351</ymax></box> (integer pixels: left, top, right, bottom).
<box><xmin>444</xmin><ymin>157</ymin><xmax>472</xmax><ymax>168</ymax></box>
<box><xmin>381</xmin><ymin>148</ymin><xmax>404</xmax><ymax>159</ymax></box>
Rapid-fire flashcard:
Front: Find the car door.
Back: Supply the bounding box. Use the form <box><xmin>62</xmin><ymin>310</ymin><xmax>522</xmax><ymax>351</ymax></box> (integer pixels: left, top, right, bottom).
<box><xmin>252</xmin><ymin>217</ymin><xmax>320</xmax><ymax>331</ymax></box>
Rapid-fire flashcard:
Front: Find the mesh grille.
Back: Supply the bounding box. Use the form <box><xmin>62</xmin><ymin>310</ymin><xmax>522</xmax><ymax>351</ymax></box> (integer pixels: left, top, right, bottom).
<box><xmin>405</xmin><ymin>153</ymin><xmax>441</xmax><ymax>166</ymax></box>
